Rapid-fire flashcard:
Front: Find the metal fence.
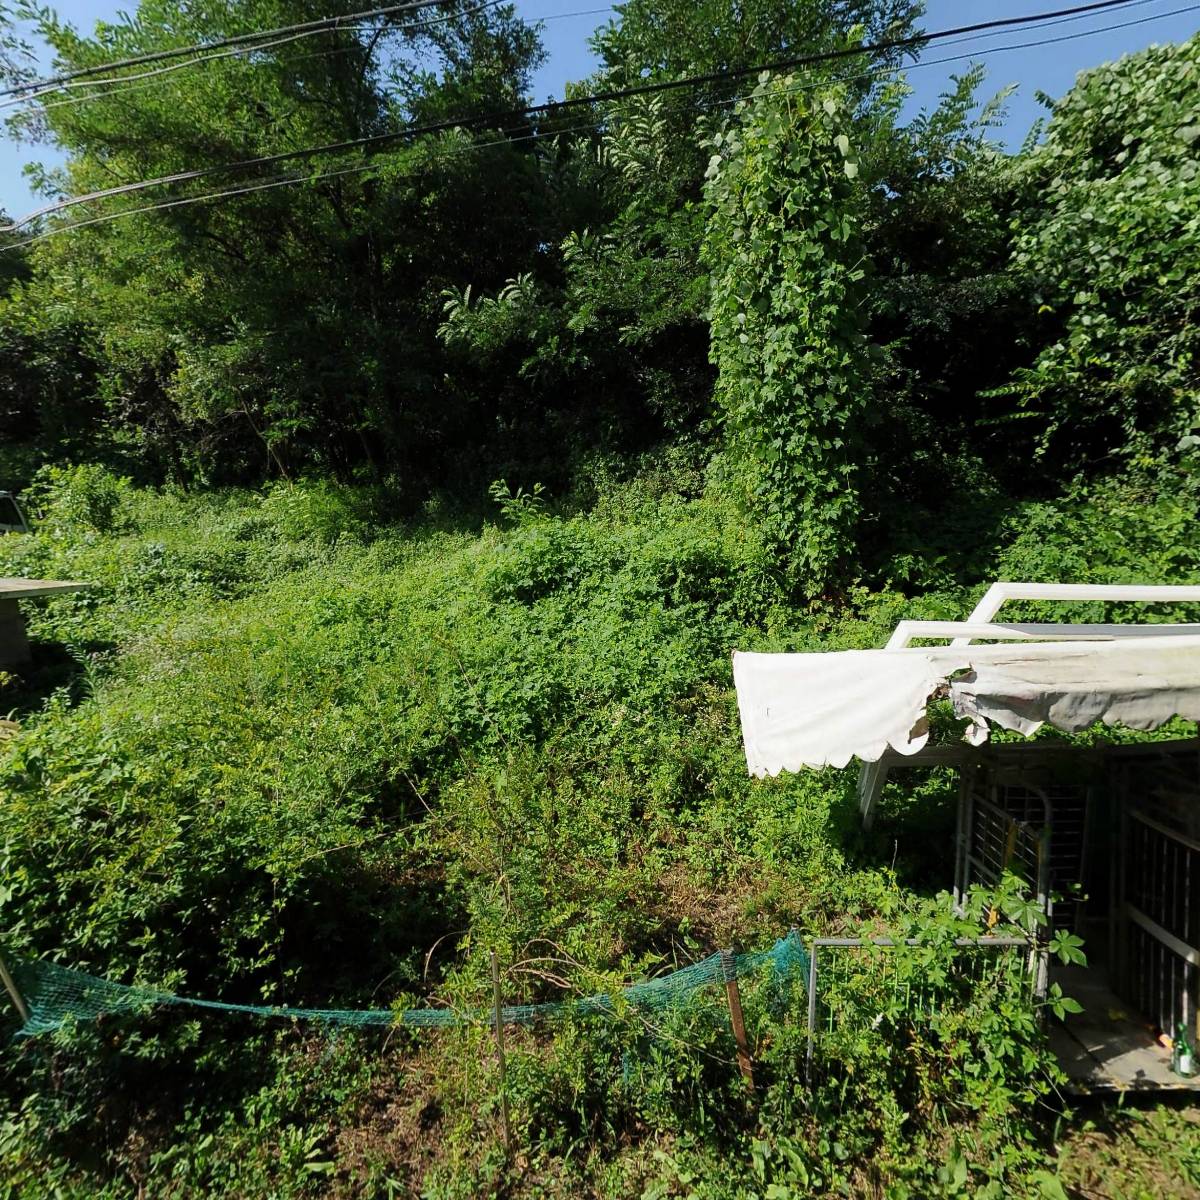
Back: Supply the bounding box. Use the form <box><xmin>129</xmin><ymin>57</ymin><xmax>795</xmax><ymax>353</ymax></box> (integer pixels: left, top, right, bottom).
<box><xmin>803</xmin><ymin>936</ymin><xmax>1037</xmax><ymax>1081</ymax></box>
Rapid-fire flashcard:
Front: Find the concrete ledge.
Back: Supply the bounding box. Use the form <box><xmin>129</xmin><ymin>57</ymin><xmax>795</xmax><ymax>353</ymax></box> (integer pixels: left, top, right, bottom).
<box><xmin>0</xmin><ymin>577</ymin><xmax>91</xmax><ymax>600</ymax></box>
<box><xmin>0</xmin><ymin>578</ymin><xmax>91</xmax><ymax>669</ymax></box>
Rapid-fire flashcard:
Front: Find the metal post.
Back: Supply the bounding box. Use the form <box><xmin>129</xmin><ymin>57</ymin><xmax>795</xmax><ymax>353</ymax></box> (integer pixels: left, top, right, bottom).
<box><xmin>953</xmin><ymin>766</ymin><xmax>967</xmax><ymax>909</ymax></box>
<box><xmin>0</xmin><ymin>948</ymin><xmax>29</xmax><ymax>1025</ymax></box>
<box><xmin>805</xmin><ymin>943</ymin><xmax>818</xmax><ymax>1083</ymax></box>
<box><xmin>720</xmin><ymin>949</ymin><xmax>754</xmax><ymax>1090</ymax></box>
<box><xmin>490</xmin><ymin>950</ymin><xmax>512</xmax><ymax>1152</ymax></box>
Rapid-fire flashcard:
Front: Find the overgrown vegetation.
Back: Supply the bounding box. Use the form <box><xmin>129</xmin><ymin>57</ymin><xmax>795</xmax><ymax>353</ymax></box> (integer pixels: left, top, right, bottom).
<box><xmin>1</xmin><ymin>1</ymin><xmax>1199</xmax><ymax>1195</ymax></box>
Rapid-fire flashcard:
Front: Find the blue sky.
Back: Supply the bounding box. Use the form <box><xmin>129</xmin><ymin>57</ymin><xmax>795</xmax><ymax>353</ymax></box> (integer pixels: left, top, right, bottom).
<box><xmin>3</xmin><ymin>0</ymin><xmax>1198</xmax><ymax>217</ymax></box>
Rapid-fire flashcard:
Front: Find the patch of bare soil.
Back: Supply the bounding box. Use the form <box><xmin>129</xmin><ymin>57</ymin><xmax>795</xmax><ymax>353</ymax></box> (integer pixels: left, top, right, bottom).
<box><xmin>1055</xmin><ymin>1104</ymin><xmax>1200</xmax><ymax>1199</ymax></box>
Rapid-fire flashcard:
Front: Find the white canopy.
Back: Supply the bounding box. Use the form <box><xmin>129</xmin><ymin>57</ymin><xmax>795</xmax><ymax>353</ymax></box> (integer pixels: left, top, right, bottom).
<box><xmin>732</xmin><ymin>636</ymin><xmax>1200</xmax><ymax>776</ymax></box>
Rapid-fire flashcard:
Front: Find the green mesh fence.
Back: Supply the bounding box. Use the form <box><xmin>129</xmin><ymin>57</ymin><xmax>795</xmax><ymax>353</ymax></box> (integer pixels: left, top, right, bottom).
<box><xmin>7</xmin><ymin>933</ymin><xmax>810</xmax><ymax>1039</ymax></box>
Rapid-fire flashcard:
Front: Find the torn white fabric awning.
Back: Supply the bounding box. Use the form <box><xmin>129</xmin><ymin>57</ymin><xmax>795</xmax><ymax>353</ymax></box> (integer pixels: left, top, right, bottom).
<box><xmin>732</xmin><ymin>636</ymin><xmax>1200</xmax><ymax>776</ymax></box>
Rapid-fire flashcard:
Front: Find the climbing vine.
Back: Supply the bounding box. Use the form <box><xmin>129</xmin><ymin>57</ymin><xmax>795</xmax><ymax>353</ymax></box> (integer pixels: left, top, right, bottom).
<box><xmin>703</xmin><ymin>73</ymin><xmax>873</xmax><ymax>596</ymax></box>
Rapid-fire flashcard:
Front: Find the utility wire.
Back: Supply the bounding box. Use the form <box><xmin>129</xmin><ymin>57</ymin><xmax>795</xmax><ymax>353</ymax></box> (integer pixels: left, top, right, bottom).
<box><xmin>7</xmin><ymin>0</ymin><xmax>1187</xmax><ymax>256</ymax></box>
<box><xmin>6</xmin><ymin>0</ymin><xmax>1143</xmax><ymax>117</ymax></box>
<box><xmin>0</xmin><ymin>0</ymin><xmax>474</xmax><ymax>98</ymax></box>
<box><xmin>2</xmin><ymin>0</ymin><xmax>1148</xmax><ymax>102</ymax></box>
<box><xmin>4</xmin><ymin>0</ymin><xmax>1192</xmax><ymax>237</ymax></box>
<box><xmin>3</xmin><ymin>0</ymin><xmax>1167</xmax><ymax>232</ymax></box>
<box><xmin>898</xmin><ymin>0</ymin><xmax>1163</xmax><ymax>51</ymax></box>
<box><xmin>1</xmin><ymin>0</ymin><xmax>509</xmax><ymax>111</ymax></box>
<box><xmin>4</xmin><ymin>121</ymin><xmax>602</xmax><ymax>251</ymax></box>
<box><xmin>714</xmin><ymin>0</ymin><xmax>1200</xmax><ymax>115</ymax></box>
<box><xmin>3</xmin><ymin>3</ymin><xmax>613</xmax><ymax>115</ymax></box>
<box><xmin>2</xmin><ymin>0</ymin><xmax>1186</xmax><ymax>256</ymax></box>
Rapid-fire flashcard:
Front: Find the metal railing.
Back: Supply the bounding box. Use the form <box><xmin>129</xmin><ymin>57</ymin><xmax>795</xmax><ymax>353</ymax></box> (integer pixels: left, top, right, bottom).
<box><xmin>803</xmin><ymin>935</ymin><xmax>1036</xmax><ymax>1081</ymax></box>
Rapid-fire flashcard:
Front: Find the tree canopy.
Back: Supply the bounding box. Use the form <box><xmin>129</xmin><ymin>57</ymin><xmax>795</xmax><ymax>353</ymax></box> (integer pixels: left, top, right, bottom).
<box><xmin>0</xmin><ymin>5</ymin><xmax>1196</xmax><ymax>572</ymax></box>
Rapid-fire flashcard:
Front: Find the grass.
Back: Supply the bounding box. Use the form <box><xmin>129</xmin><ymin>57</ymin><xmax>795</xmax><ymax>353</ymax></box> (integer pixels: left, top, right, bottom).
<box><xmin>0</xmin><ymin>464</ymin><xmax>1197</xmax><ymax>1197</ymax></box>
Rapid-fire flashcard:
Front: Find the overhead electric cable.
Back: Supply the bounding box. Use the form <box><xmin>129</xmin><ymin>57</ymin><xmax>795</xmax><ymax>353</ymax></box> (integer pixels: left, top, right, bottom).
<box><xmin>7</xmin><ymin>0</ymin><xmax>1143</xmax><ymax>116</ymax></box>
<box><xmin>1</xmin><ymin>0</ymin><xmax>507</xmax><ymax>111</ymax></box>
<box><xmin>0</xmin><ymin>0</ymin><xmax>1152</xmax><ymax>104</ymax></box>
<box><xmin>3</xmin><ymin>2</ymin><xmax>613</xmax><ymax>114</ymax></box>
<box><xmin>5</xmin><ymin>5</ymin><xmax>614</xmax><ymax>117</ymax></box>
<box><xmin>3</xmin><ymin>121</ymin><xmax>602</xmax><ymax>251</ymax></box>
<box><xmin>711</xmin><ymin>0</ymin><xmax>1200</xmax><ymax>115</ymax></box>
<box><xmin>3</xmin><ymin>0</ymin><xmax>1190</xmax><ymax>236</ymax></box>
<box><xmin>0</xmin><ymin>0</ymin><xmax>474</xmax><ymax>98</ymax></box>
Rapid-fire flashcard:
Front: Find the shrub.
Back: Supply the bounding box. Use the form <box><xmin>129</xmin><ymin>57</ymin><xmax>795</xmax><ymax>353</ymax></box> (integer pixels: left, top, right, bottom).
<box><xmin>259</xmin><ymin>479</ymin><xmax>368</xmax><ymax>544</ymax></box>
<box><xmin>23</xmin><ymin>464</ymin><xmax>132</xmax><ymax>535</ymax></box>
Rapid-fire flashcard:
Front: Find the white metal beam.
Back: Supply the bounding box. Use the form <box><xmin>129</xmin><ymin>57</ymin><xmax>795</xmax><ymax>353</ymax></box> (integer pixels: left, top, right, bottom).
<box><xmin>886</xmin><ymin>619</ymin><xmax>1200</xmax><ymax>650</ymax></box>
<box><xmin>952</xmin><ymin>582</ymin><xmax>1200</xmax><ymax>646</ymax></box>
<box><xmin>862</xmin><ymin>582</ymin><xmax>1200</xmax><ymax>826</ymax></box>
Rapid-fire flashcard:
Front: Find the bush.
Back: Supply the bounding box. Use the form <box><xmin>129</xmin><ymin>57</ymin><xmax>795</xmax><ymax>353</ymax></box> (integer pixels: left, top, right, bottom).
<box><xmin>258</xmin><ymin>479</ymin><xmax>369</xmax><ymax>544</ymax></box>
<box><xmin>23</xmin><ymin>464</ymin><xmax>132</xmax><ymax>535</ymax></box>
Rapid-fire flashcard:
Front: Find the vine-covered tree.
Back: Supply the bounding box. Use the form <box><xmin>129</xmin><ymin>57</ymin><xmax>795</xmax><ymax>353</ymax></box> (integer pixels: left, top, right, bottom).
<box><xmin>703</xmin><ymin>72</ymin><xmax>872</xmax><ymax>595</ymax></box>
<box><xmin>1002</xmin><ymin>35</ymin><xmax>1200</xmax><ymax>473</ymax></box>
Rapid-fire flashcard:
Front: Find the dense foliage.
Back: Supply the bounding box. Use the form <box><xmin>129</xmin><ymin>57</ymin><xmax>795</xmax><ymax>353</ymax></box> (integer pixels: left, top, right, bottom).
<box><xmin>1004</xmin><ymin>37</ymin><xmax>1200</xmax><ymax>469</ymax></box>
<box><xmin>1</xmin><ymin>1</ymin><xmax>1199</xmax><ymax>1195</ymax></box>
<box><xmin>704</xmin><ymin>73</ymin><xmax>871</xmax><ymax>593</ymax></box>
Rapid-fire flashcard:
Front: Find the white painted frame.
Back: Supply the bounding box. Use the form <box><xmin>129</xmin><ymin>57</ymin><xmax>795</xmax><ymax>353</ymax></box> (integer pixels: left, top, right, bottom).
<box><xmin>859</xmin><ymin>582</ymin><xmax>1200</xmax><ymax>826</ymax></box>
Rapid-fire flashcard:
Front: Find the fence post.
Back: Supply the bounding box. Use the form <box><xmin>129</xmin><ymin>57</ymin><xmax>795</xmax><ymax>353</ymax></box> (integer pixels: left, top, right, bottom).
<box><xmin>490</xmin><ymin>950</ymin><xmax>513</xmax><ymax>1152</ymax></box>
<box><xmin>720</xmin><ymin>948</ymin><xmax>755</xmax><ymax>1091</ymax></box>
<box><xmin>805</xmin><ymin>943</ymin><xmax>818</xmax><ymax>1084</ymax></box>
<box><xmin>0</xmin><ymin>949</ymin><xmax>29</xmax><ymax>1026</ymax></box>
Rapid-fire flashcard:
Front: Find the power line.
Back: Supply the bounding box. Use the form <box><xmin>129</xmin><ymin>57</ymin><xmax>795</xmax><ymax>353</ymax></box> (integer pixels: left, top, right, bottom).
<box><xmin>0</xmin><ymin>0</ymin><xmax>473</xmax><ymax>99</ymax></box>
<box><xmin>10</xmin><ymin>0</ymin><xmax>1147</xmax><ymax>105</ymax></box>
<box><xmin>2</xmin><ymin>3</ymin><xmax>614</xmax><ymax>115</ymax></box>
<box><xmin>3</xmin><ymin>122</ymin><xmax>603</xmax><ymax>252</ymax></box>
<box><xmin>1</xmin><ymin>0</ymin><xmax>516</xmax><ymax>112</ymax></box>
<box><xmin>713</xmin><ymin>0</ymin><xmax>1200</xmax><ymax>115</ymax></box>
<box><xmin>3</xmin><ymin>0</ymin><xmax>1189</xmax><ymax>235</ymax></box>
<box><xmin>0</xmin><ymin>0</ymin><xmax>506</xmax><ymax>112</ymax></box>
<box><xmin>903</xmin><ymin>0</ymin><xmax>1162</xmax><ymax>51</ymax></box>
<box><xmin>5</xmin><ymin>0</ymin><xmax>1191</xmax><ymax>255</ymax></box>
<box><xmin>5</xmin><ymin>0</ymin><xmax>1181</xmax><ymax>257</ymax></box>
<box><xmin>7</xmin><ymin>0</ymin><xmax>1144</xmax><ymax>117</ymax></box>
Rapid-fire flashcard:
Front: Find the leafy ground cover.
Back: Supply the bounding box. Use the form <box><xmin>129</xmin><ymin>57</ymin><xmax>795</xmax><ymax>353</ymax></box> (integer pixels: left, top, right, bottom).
<box><xmin>0</xmin><ymin>465</ymin><xmax>1197</xmax><ymax>1197</ymax></box>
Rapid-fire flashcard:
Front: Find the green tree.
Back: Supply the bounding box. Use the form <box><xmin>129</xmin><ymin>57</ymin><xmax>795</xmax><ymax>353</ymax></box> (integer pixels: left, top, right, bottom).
<box><xmin>0</xmin><ymin>0</ymin><xmax>33</xmax><ymax>91</ymax></box>
<box><xmin>703</xmin><ymin>72</ymin><xmax>873</xmax><ymax>595</ymax></box>
<box><xmin>1002</xmin><ymin>35</ymin><xmax>1200</xmax><ymax>472</ymax></box>
<box><xmin>7</xmin><ymin>0</ymin><xmax>548</xmax><ymax>486</ymax></box>
<box><xmin>438</xmin><ymin>1</ymin><xmax>922</xmax><ymax>477</ymax></box>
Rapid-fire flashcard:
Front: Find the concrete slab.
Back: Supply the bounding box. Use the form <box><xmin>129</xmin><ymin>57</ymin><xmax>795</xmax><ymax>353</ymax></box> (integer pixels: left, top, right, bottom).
<box><xmin>1051</xmin><ymin>964</ymin><xmax>1200</xmax><ymax>1093</ymax></box>
<box><xmin>0</xmin><ymin>577</ymin><xmax>90</xmax><ymax>600</ymax></box>
<box><xmin>0</xmin><ymin>578</ymin><xmax>90</xmax><ymax>669</ymax></box>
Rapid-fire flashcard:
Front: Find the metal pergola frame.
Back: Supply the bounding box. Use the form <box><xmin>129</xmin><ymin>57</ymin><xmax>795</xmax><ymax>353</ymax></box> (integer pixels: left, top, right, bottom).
<box><xmin>858</xmin><ymin>582</ymin><xmax>1200</xmax><ymax>827</ymax></box>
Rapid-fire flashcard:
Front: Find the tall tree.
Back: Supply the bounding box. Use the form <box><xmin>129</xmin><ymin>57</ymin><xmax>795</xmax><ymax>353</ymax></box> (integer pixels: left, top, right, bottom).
<box><xmin>6</xmin><ymin>0</ymin><xmax>548</xmax><ymax>486</ymax></box>
<box><xmin>1001</xmin><ymin>35</ymin><xmax>1200</xmax><ymax>474</ymax></box>
<box><xmin>438</xmin><ymin>0</ymin><xmax>922</xmax><ymax>482</ymax></box>
<box><xmin>703</xmin><ymin>72</ymin><xmax>872</xmax><ymax>595</ymax></box>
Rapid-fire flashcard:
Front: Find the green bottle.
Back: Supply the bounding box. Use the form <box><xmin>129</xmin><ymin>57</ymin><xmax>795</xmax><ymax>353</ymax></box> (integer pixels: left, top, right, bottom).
<box><xmin>1172</xmin><ymin>1023</ymin><xmax>1197</xmax><ymax>1078</ymax></box>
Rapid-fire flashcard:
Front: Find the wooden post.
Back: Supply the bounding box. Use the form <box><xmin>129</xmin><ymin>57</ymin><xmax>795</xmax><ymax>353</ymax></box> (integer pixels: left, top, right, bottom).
<box><xmin>490</xmin><ymin>950</ymin><xmax>512</xmax><ymax>1151</ymax></box>
<box><xmin>720</xmin><ymin>949</ymin><xmax>754</xmax><ymax>1091</ymax></box>
<box><xmin>0</xmin><ymin>948</ymin><xmax>29</xmax><ymax>1025</ymax></box>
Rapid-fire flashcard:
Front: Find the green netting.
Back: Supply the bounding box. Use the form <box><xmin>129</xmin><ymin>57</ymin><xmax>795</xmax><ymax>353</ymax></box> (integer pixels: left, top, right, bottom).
<box><xmin>8</xmin><ymin>932</ymin><xmax>810</xmax><ymax>1038</ymax></box>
